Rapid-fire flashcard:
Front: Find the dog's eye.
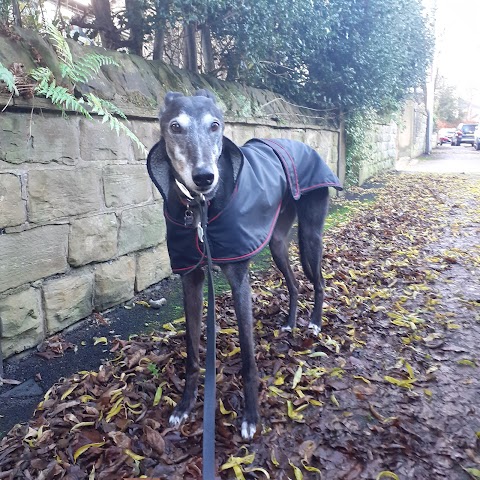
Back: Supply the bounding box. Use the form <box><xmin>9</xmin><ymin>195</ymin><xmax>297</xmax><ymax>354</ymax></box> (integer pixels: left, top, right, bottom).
<box><xmin>170</xmin><ymin>122</ymin><xmax>182</xmax><ymax>133</ymax></box>
<box><xmin>210</xmin><ymin>122</ymin><xmax>220</xmax><ymax>132</ymax></box>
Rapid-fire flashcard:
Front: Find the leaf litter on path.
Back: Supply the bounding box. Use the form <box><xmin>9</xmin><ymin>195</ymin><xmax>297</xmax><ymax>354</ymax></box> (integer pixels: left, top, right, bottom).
<box><xmin>0</xmin><ymin>173</ymin><xmax>479</xmax><ymax>479</ymax></box>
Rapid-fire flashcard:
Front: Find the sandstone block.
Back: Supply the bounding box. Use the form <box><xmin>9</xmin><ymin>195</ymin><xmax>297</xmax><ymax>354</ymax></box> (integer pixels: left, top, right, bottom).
<box><xmin>43</xmin><ymin>271</ymin><xmax>94</xmax><ymax>334</ymax></box>
<box><xmin>253</xmin><ymin>125</ymin><xmax>274</xmax><ymax>139</ymax></box>
<box><xmin>232</xmin><ymin>125</ymin><xmax>255</xmax><ymax>146</ymax></box>
<box><xmin>80</xmin><ymin>118</ymin><xmax>134</xmax><ymax>163</ymax></box>
<box><xmin>0</xmin><ymin>113</ymin><xmax>80</xmax><ymax>165</ymax></box>
<box><xmin>27</xmin><ymin>168</ymin><xmax>103</xmax><ymax>223</ymax></box>
<box><xmin>94</xmin><ymin>256</ymin><xmax>135</xmax><ymax>311</ymax></box>
<box><xmin>118</xmin><ymin>203</ymin><xmax>165</xmax><ymax>256</ymax></box>
<box><xmin>103</xmin><ymin>165</ymin><xmax>152</xmax><ymax>207</ymax></box>
<box><xmin>130</xmin><ymin>120</ymin><xmax>160</xmax><ymax>161</ymax></box>
<box><xmin>0</xmin><ymin>225</ymin><xmax>69</xmax><ymax>293</ymax></box>
<box><xmin>135</xmin><ymin>245</ymin><xmax>172</xmax><ymax>292</ymax></box>
<box><xmin>0</xmin><ymin>287</ymin><xmax>44</xmax><ymax>357</ymax></box>
<box><xmin>69</xmin><ymin>213</ymin><xmax>118</xmax><ymax>267</ymax></box>
<box><xmin>0</xmin><ymin>173</ymin><xmax>26</xmax><ymax>228</ymax></box>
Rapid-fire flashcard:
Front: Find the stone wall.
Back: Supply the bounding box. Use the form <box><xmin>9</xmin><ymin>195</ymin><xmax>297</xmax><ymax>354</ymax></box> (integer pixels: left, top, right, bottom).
<box><xmin>357</xmin><ymin>121</ymin><xmax>398</xmax><ymax>186</ymax></box>
<box><xmin>352</xmin><ymin>100</ymin><xmax>427</xmax><ymax>186</ymax></box>
<box><xmin>397</xmin><ymin>100</ymin><xmax>428</xmax><ymax>162</ymax></box>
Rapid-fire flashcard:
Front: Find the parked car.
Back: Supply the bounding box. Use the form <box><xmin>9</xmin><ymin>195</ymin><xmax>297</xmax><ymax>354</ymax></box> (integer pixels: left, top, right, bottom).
<box><xmin>451</xmin><ymin>123</ymin><xmax>478</xmax><ymax>146</ymax></box>
<box><xmin>437</xmin><ymin>128</ymin><xmax>456</xmax><ymax>145</ymax></box>
<box><xmin>473</xmin><ymin>126</ymin><xmax>480</xmax><ymax>150</ymax></box>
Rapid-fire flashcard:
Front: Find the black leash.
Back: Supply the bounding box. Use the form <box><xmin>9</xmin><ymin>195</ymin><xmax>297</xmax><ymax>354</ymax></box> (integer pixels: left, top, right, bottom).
<box><xmin>198</xmin><ymin>196</ymin><xmax>217</xmax><ymax>479</ymax></box>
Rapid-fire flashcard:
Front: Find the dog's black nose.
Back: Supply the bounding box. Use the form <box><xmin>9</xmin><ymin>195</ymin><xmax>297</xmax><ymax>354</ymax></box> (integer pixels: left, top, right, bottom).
<box><xmin>192</xmin><ymin>168</ymin><xmax>214</xmax><ymax>187</ymax></box>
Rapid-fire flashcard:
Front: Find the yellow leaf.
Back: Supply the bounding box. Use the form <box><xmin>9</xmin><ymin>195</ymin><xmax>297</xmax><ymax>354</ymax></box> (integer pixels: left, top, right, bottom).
<box><xmin>135</xmin><ymin>300</ymin><xmax>150</xmax><ymax>307</ymax></box>
<box><xmin>93</xmin><ymin>337</ymin><xmax>108</xmax><ymax>345</ymax></box>
<box><xmin>106</xmin><ymin>397</ymin><xmax>123</xmax><ymax>422</ymax></box>
<box><xmin>384</xmin><ymin>375</ymin><xmax>415</xmax><ymax>389</ymax></box>
<box><xmin>289</xmin><ymin>460</ymin><xmax>303</xmax><ymax>480</ymax></box>
<box><xmin>74</xmin><ymin>442</ymin><xmax>105</xmax><ymax>462</ymax></box>
<box><xmin>153</xmin><ymin>386</ymin><xmax>162</xmax><ymax>406</ymax></box>
<box><xmin>228</xmin><ymin>347</ymin><xmax>241</xmax><ymax>357</ymax></box>
<box><xmin>173</xmin><ymin>316</ymin><xmax>185</xmax><ymax>324</ymax></box>
<box><xmin>268</xmin><ymin>386</ymin><xmax>289</xmax><ymax>398</ymax></box>
<box><xmin>457</xmin><ymin>359</ymin><xmax>477</xmax><ymax>367</ymax></box>
<box><xmin>71</xmin><ymin>421</ymin><xmax>95</xmax><ymax>431</ymax></box>
<box><xmin>308</xmin><ymin>351</ymin><xmax>328</xmax><ymax>358</ymax></box>
<box><xmin>163</xmin><ymin>395</ymin><xmax>177</xmax><ymax>407</ymax></box>
<box><xmin>124</xmin><ymin>449</ymin><xmax>145</xmax><ymax>461</ymax></box>
<box><xmin>80</xmin><ymin>394</ymin><xmax>97</xmax><ymax>403</ymax></box>
<box><xmin>424</xmin><ymin>389</ymin><xmax>433</xmax><ymax>397</ymax></box>
<box><xmin>219</xmin><ymin>328</ymin><xmax>238</xmax><ymax>334</ymax></box>
<box><xmin>292</xmin><ymin>365</ymin><xmax>303</xmax><ymax>389</ymax></box>
<box><xmin>61</xmin><ymin>383</ymin><xmax>79</xmax><ymax>400</ymax></box>
<box><xmin>447</xmin><ymin>323</ymin><xmax>461</xmax><ymax>330</ymax></box>
<box><xmin>233</xmin><ymin>465</ymin><xmax>246</xmax><ymax>480</ymax></box>
<box><xmin>220</xmin><ymin>453</ymin><xmax>255</xmax><ymax>470</ymax></box>
<box><xmin>219</xmin><ymin>398</ymin><xmax>237</xmax><ymax>418</ymax></box>
<box><xmin>405</xmin><ymin>362</ymin><xmax>415</xmax><ymax>380</ymax></box>
<box><xmin>330</xmin><ymin>394</ymin><xmax>340</xmax><ymax>407</ymax></box>
<box><xmin>244</xmin><ymin>466</ymin><xmax>270</xmax><ymax>478</ymax></box>
<box><xmin>287</xmin><ymin>400</ymin><xmax>304</xmax><ymax>421</ymax></box>
<box><xmin>162</xmin><ymin>323</ymin><xmax>176</xmax><ymax>331</ymax></box>
<box><xmin>376</xmin><ymin>472</ymin><xmax>399</xmax><ymax>480</ymax></box>
<box><xmin>301</xmin><ymin>460</ymin><xmax>322</xmax><ymax>473</ymax></box>
<box><xmin>309</xmin><ymin>399</ymin><xmax>323</xmax><ymax>407</ymax></box>
<box><xmin>271</xmin><ymin>449</ymin><xmax>280</xmax><ymax>467</ymax></box>
<box><xmin>353</xmin><ymin>375</ymin><xmax>371</xmax><ymax>384</ymax></box>
<box><xmin>274</xmin><ymin>374</ymin><xmax>285</xmax><ymax>386</ymax></box>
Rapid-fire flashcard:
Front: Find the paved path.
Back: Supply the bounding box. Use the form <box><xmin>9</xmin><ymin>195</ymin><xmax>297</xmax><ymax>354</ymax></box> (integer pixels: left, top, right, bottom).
<box><xmin>397</xmin><ymin>143</ymin><xmax>480</xmax><ymax>174</ymax></box>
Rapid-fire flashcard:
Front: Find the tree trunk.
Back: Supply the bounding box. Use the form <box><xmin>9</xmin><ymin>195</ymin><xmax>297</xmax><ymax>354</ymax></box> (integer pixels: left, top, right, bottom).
<box><xmin>201</xmin><ymin>24</ymin><xmax>215</xmax><ymax>73</ymax></box>
<box><xmin>12</xmin><ymin>0</ymin><xmax>22</xmax><ymax>27</ymax></box>
<box><xmin>125</xmin><ymin>0</ymin><xmax>144</xmax><ymax>56</ymax></box>
<box><xmin>153</xmin><ymin>24</ymin><xmax>165</xmax><ymax>61</ymax></box>
<box><xmin>91</xmin><ymin>0</ymin><xmax>120</xmax><ymax>50</ymax></box>
<box><xmin>183</xmin><ymin>22</ymin><xmax>198</xmax><ymax>73</ymax></box>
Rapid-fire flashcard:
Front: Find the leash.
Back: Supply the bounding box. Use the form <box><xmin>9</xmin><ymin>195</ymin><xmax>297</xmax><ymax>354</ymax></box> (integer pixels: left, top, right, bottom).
<box><xmin>198</xmin><ymin>195</ymin><xmax>217</xmax><ymax>479</ymax></box>
<box><xmin>175</xmin><ymin>181</ymin><xmax>217</xmax><ymax>477</ymax></box>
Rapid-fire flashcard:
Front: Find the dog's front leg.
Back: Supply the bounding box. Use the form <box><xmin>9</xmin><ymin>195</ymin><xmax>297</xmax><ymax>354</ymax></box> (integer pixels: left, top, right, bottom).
<box><xmin>169</xmin><ymin>267</ymin><xmax>205</xmax><ymax>427</ymax></box>
<box><xmin>221</xmin><ymin>261</ymin><xmax>259</xmax><ymax>440</ymax></box>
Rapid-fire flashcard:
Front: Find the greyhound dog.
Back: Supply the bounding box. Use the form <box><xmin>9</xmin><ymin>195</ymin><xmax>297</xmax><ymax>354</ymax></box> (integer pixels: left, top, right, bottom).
<box><xmin>147</xmin><ymin>90</ymin><xmax>342</xmax><ymax>440</ymax></box>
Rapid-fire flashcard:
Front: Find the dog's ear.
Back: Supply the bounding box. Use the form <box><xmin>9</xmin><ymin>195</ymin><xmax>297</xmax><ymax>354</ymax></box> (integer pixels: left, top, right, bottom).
<box><xmin>164</xmin><ymin>91</ymin><xmax>184</xmax><ymax>107</ymax></box>
<box><xmin>194</xmin><ymin>89</ymin><xmax>217</xmax><ymax>103</ymax></box>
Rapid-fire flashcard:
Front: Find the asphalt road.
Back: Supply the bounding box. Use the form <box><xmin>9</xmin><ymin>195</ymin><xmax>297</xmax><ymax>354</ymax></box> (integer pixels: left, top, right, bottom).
<box><xmin>398</xmin><ymin>142</ymin><xmax>480</xmax><ymax>174</ymax></box>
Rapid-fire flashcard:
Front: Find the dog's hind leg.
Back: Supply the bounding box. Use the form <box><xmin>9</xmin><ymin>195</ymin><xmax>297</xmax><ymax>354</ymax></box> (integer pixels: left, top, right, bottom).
<box><xmin>169</xmin><ymin>267</ymin><xmax>205</xmax><ymax>427</ymax></box>
<box><xmin>220</xmin><ymin>260</ymin><xmax>259</xmax><ymax>440</ymax></box>
<box><xmin>269</xmin><ymin>197</ymin><xmax>299</xmax><ymax>330</ymax></box>
<box><xmin>297</xmin><ymin>187</ymin><xmax>330</xmax><ymax>334</ymax></box>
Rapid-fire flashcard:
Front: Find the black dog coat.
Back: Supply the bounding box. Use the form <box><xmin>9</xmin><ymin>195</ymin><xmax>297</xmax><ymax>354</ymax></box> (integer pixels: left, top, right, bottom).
<box><xmin>147</xmin><ymin>137</ymin><xmax>343</xmax><ymax>273</ymax></box>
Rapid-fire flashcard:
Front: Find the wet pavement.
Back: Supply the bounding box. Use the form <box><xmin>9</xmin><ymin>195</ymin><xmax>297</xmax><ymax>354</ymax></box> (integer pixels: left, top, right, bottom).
<box><xmin>397</xmin><ymin>143</ymin><xmax>480</xmax><ymax>174</ymax></box>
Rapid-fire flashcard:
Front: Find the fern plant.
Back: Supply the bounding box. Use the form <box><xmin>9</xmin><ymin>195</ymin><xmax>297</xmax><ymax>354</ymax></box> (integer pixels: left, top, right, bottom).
<box><xmin>9</xmin><ymin>24</ymin><xmax>147</xmax><ymax>155</ymax></box>
<box><xmin>0</xmin><ymin>63</ymin><xmax>19</xmax><ymax>96</ymax></box>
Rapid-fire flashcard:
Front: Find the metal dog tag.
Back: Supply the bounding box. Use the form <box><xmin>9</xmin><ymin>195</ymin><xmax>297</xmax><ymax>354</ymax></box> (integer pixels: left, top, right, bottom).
<box><xmin>184</xmin><ymin>208</ymin><xmax>194</xmax><ymax>226</ymax></box>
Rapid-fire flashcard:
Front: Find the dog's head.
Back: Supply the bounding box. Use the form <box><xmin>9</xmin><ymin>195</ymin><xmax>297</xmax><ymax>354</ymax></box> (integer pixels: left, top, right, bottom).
<box><xmin>159</xmin><ymin>90</ymin><xmax>225</xmax><ymax>197</ymax></box>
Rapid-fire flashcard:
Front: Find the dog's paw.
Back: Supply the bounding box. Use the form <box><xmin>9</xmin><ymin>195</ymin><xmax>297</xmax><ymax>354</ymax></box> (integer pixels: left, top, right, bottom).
<box><xmin>308</xmin><ymin>323</ymin><xmax>322</xmax><ymax>336</ymax></box>
<box><xmin>241</xmin><ymin>420</ymin><xmax>257</xmax><ymax>440</ymax></box>
<box><xmin>169</xmin><ymin>411</ymin><xmax>189</xmax><ymax>428</ymax></box>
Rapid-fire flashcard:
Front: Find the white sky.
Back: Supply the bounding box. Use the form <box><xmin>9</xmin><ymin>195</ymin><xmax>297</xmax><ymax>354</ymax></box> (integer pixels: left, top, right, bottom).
<box><xmin>434</xmin><ymin>0</ymin><xmax>480</xmax><ymax>102</ymax></box>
